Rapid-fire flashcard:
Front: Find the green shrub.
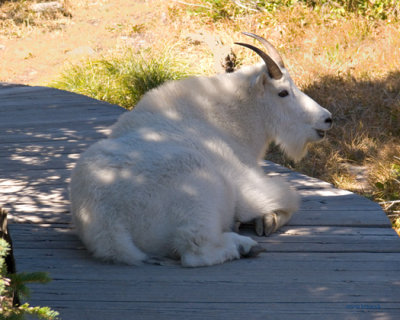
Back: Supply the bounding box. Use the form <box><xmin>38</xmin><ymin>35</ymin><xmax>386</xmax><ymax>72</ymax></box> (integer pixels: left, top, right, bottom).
<box><xmin>185</xmin><ymin>0</ymin><xmax>294</xmax><ymax>20</ymax></box>
<box><xmin>52</xmin><ymin>50</ymin><xmax>192</xmax><ymax>109</ymax></box>
<box><xmin>187</xmin><ymin>0</ymin><xmax>398</xmax><ymax>21</ymax></box>
<box><xmin>0</xmin><ymin>239</ymin><xmax>59</xmax><ymax>320</ymax></box>
<box><xmin>300</xmin><ymin>0</ymin><xmax>399</xmax><ymax>20</ymax></box>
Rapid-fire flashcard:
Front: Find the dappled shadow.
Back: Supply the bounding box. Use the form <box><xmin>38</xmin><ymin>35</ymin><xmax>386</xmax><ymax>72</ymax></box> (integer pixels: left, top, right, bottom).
<box><xmin>0</xmin><ymin>83</ymin><xmax>125</xmax><ymax>223</ymax></box>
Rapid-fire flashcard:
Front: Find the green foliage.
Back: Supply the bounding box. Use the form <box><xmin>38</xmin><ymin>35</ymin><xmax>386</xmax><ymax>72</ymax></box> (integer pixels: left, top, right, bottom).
<box><xmin>0</xmin><ymin>239</ymin><xmax>10</xmax><ymax>297</ymax></box>
<box><xmin>1</xmin><ymin>304</ymin><xmax>60</xmax><ymax>320</ymax></box>
<box><xmin>254</xmin><ymin>0</ymin><xmax>295</xmax><ymax>12</ymax></box>
<box><xmin>186</xmin><ymin>0</ymin><xmax>295</xmax><ymax>20</ymax></box>
<box><xmin>373</xmin><ymin>157</ymin><xmax>400</xmax><ymax>231</ymax></box>
<box><xmin>300</xmin><ymin>0</ymin><xmax>399</xmax><ymax>20</ymax></box>
<box><xmin>189</xmin><ymin>0</ymin><xmax>398</xmax><ymax>21</ymax></box>
<box><xmin>394</xmin><ymin>217</ymin><xmax>400</xmax><ymax>232</ymax></box>
<box><xmin>197</xmin><ymin>0</ymin><xmax>237</xmax><ymax>20</ymax></box>
<box><xmin>51</xmin><ymin>50</ymin><xmax>192</xmax><ymax>109</ymax></box>
<box><xmin>0</xmin><ymin>239</ymin><xmax>59</xmax><ymax>320</ymax></box>
<box><xmin>374</xmin><ymin>158</ymin><xmax>400</xmax><ymax>201</ymax></box>
<box><xmin>8</xmin><ymin>272</ymin><xmax>51</xmax><ymax>299</ymax></box>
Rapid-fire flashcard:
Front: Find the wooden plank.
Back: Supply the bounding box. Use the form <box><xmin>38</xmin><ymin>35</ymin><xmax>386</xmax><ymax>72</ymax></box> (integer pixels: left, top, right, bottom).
<box><xmin>13</xmin><ymin>246</ymin><xmax>400</xmax><ymax>273</ymax></box>
<box><xmin>10</xmin><ymin>224</ymin><xmax>400</xmax><ymax>253</ymax></box>
<box><xmin>0</xmin><ymin>132</ymin><xmax>106</xmax><ymax>146</ymax></box>
<box><xmin>299</xmin><ymin>193</ymin><xmax>382</xmax><ymax>210</ymax></box>
<box><xmin>32</xmin><ymin>303</ymin><xmax>398</xmax><ymax>320</ymax></box>
<box><xmin>0</xmin><ymin>153</ymin><xmax>78</xmax><ymax>172</ymax></box>
<box><xmin>0</xmin><ymin>99</ymin><xmax>120</xmax><ymax>109</ymax></box>
<box><xmin>1</xmin><ymin>204</ymin><xmax>70</xmax><ymax>224</ymax></box>
<box><xmin>2</xmin><ymin>201</ymin><xmax>390</xmax><ymax>227</ymax></box>
<box><xmin>11</xmin><ymin>223</ymin><xmax>400</xmax><ymax>245</ymax></box>
<box><xmin>16</xmin><ymin>257</ymin><xmax>400</xmax><ymax>282</ymax></box>
<box><xmin>0</xmin><ymin>140</ymin><xmax>94</xmax><ymax>154</ymax></box>
<box><xmin>16</xmin><ymin>250</ymin><xmax>400</xmax><ymax>284</ymax></box>
<box><xmin>0</xmin><ymin>87</ymin><xmax>110</xmax><ymax>101</ymax></box>
<box><xmin>0</xmin><ymin>92</ymin><xmax>122</xmax><ymax>110</ymax></box>
<box><xmin>24</xmin><ymin>278</ymin><xmax>400</xmax><ymax>303</ymax></box>
<box><xmin>0</xmin><ymin>97</ymin><xmax>118</xmax><ymax>109</ymax></box>
<box><xmin>0</xmin><ymin>189</ymin><xmax>69</xmax><ymax>206</ymax></box>
<box><xmin>0</xmin><ymin>86</ymin><xmax>122</xmax><ymax>109</ymax></box>
<box><xmin>0</xmin><ymin>121</ymin><xmax>114</xmax><ymax>142</ymax></box>
<box><xmin>0</xmin><ymin>168</ymin><xmax>70</xmax><ymax>186</ymax></box>
<box><xmin>1</xmin><ymin>190</ymin><xmax>390</xmax><ymax>227</ymax></box>
<box><xmin>12</xmin><ymin>223</ymin><xmax>399</xmax><ymax>239</ymax></box>
<box><xmin>0</xmin><ymin>93</ymin><xmax>125</xmax><ymax>127</ymax></box>
<box><xmin>290</xmin><ymin>209</ymin><xmax>390</xmax><ymax>227</ymax></box>
<box><xmin>1</xmin><ymin>111</ymin><xmax>123</xmax><ymax>126</ymax></box>
<box><xmin>0</xmin><ymin>85</ymin><xmax>74</xmax><ymax>97</ymax></box>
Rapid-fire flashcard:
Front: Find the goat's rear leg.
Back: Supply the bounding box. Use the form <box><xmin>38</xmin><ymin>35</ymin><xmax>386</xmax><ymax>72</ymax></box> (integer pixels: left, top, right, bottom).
<box><xmin>254</xmin><ymin>210</ymin><xmax>292</xmax><ymax>236</ymax></box>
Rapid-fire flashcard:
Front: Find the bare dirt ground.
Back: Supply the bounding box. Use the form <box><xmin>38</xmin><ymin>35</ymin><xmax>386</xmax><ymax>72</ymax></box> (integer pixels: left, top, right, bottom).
<box><xmin>0</xmin><ymin>0</ymin><xmax>167</xmax><ymax>85</ymax></box>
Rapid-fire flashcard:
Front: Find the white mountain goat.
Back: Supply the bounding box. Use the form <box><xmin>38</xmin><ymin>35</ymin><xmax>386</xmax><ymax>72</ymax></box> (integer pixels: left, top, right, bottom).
<box><xmin>70</xmin><ymin>33</ymin><xmax>332</xmax><ymax>267</ymax></box>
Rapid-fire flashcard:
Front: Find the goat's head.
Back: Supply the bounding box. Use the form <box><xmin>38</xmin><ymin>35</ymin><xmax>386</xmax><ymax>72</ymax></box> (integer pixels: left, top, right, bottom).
<box><xmin>236</xmin><ymin>32</ymin><xmax>332</xmax><ymax>162</ymax></box>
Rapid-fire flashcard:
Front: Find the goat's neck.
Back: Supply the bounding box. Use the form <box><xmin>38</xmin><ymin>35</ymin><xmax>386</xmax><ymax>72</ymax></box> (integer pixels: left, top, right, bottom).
<box><xmin>202</xmin><ymin>96</ymin><xmax>271</xmax><ymax>161</ymax></box>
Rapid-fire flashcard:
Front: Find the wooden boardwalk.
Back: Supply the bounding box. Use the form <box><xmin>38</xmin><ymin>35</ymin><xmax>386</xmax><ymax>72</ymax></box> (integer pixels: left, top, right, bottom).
<box><xmin>1</xmin><ymin>83</ymin><xmax>400</xmax><ymax>319</ymax></box>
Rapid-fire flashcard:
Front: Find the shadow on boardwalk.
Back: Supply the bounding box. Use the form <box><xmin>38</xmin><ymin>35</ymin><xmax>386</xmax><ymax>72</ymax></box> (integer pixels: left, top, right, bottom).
<box><xmin>0</xmin><ymin>84</ymin><xmax>124</xmax><ymax>223</ymax></box>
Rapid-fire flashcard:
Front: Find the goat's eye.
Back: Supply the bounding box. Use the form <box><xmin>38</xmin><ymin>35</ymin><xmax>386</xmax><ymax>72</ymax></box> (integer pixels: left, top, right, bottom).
<box><xmin>278</xmin><ymin>90</ymin><xmax>289</xmax><ymax>97</ymax></box>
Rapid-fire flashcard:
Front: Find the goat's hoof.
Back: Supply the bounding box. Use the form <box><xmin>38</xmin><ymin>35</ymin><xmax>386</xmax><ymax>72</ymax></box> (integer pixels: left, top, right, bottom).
<box><xmin>263</xmin><ymin>212</ymin><xmax>278</xmax><ymax>236</ymax></box>
<box><xmin>241</xmin><ymin>244</ymin><xmax>266</xmax><ymax>258</ymax></box>
<box><xmin>254</xmin><ymin>212</ymin><xmax>280</xmax><ymax>236</ymax></box>
<box><xmin>144</xmin><ymin>256</ymin><xmax>179</xmax><ymax>266</ymax></box>
<box><xmin>239</xmin><ymin>244</ymin><xmax>267</xmax><ymax>258</ymax></box>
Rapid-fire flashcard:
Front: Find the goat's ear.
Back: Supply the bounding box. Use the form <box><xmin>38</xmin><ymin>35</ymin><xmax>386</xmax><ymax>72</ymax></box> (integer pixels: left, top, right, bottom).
<box><xmin>255</xmin><ymin>72</ymin><xmax>269</xmax><ymax>92</ymax></box>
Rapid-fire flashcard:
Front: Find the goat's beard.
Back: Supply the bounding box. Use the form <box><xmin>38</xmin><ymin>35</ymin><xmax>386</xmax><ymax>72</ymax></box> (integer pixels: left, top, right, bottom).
<box><xmin>276</xmin><ymin>138</ymin><xmax>309</xmax><ymax>163</ymax></box>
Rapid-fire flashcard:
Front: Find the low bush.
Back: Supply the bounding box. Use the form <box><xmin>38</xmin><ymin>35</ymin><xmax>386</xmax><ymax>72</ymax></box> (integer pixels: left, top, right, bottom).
<box><xmin>0</xmin><ymin>238</ymin><xmax>59</xmax><ymax>320</ymax></box>
<box><xmin>185</xmin><ymin>0</ymin><xmax>399</xmax><ymax>21</ymax></box>
<box><xmin>52</xmin><ymin>50</ymin><xmax>192</xmax><ymax>109</ymax></box>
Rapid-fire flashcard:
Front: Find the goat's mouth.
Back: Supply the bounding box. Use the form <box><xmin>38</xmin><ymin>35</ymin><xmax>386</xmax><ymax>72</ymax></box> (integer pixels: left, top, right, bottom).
<box><xmin>315</xmin><ymin>129</ymin><xmax>326</xmax><ymax>139</ymax></box>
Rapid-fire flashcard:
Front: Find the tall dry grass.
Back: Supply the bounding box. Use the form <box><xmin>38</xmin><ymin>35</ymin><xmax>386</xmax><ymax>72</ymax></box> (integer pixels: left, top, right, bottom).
<box><xmin>0</xmin><ymin>0</ymin><xmax>72</xmax><ymax>36</ymax></box>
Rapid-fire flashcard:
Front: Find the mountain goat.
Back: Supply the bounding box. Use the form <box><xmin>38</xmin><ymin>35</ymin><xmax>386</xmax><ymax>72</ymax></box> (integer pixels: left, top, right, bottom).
<box><xmin>70</xmin><ymin>33</ymin><xmax>332</xmax><ymax>267</ymax></box>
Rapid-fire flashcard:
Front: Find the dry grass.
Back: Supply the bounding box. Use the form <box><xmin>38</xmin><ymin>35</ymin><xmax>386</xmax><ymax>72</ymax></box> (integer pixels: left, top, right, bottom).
<box><xmin>0</xmin><ymin>0</ymin><xmax>72</xmax><ymax>37</ymax></box>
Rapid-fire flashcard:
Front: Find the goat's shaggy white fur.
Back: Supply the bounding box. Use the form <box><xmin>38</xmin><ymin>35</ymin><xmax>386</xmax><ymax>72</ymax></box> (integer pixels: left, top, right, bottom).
<box><xmin>70</xmin><ymin>48</ymin><xmax>332</xmax><ymax>267</ymax></box>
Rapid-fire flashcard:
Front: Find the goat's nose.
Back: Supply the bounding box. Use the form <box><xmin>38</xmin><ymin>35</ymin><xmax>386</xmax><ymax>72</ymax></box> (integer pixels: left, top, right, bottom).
<box><xmin>325</xmin><ymin>117</ymin><xmax>333</xmax><ymax>129</ymax></box>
